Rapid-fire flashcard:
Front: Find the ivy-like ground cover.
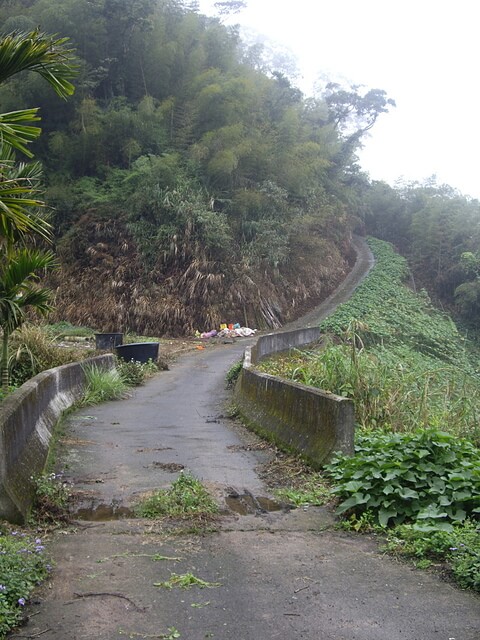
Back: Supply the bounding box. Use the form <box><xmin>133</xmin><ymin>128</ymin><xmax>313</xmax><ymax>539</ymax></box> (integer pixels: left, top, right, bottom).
<box><xmin>258</xmin><ymin>238</ymin><xmax>480</xmax><ymax>590</ymax></box>
<box><xmin>325</xmin><ymin>429</ymin><xmax>480</xmax><ymax>530</ymax></box>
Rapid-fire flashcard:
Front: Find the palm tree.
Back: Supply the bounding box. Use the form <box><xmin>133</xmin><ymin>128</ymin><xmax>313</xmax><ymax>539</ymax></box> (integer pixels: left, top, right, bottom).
<box><xmin>0</xmin><ymin>29</ymin><xmax>76</xmax><ymax>244</ymax></box>
<box><xmin>0</xmin><ymin>29</ymin><xmax>76</xmax><ymax>391</ymax></box>
<box><xmin>0</xmin><ymin>248</ymin><xmax>57</xmax><ymax>391</ymax></box>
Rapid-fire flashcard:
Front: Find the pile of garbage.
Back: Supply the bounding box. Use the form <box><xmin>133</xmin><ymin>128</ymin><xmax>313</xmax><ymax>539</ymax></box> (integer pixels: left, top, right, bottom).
<box><xmin>197</xmin><ymin>323</ymin><xmax>257</xmax><ymax>339</ymax></box>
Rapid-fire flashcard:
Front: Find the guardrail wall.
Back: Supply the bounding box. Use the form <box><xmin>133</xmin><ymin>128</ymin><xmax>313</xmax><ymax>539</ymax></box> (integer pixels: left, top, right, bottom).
<box><xmin>0</xmin><ymin>355</ymin><xmax>114</xmax><ymax>523</ymax></box>
<box><xmin>235</xmin><ymin>329</ymin><xmax>354</xmax><ymax>467</ymax></box>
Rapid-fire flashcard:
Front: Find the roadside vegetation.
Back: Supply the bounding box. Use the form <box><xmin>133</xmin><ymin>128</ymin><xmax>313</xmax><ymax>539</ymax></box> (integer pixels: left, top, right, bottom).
<box><xmin>0</xmin><ymin>526</ymin><xmax>51</xmax><ymax>638</ymax></box>
<box><xmin>261</xmin><ymin>238</ymin><xmax>479</xmax><ymax>442</ymax></box>
<box><xmin>0</xmin><ymin>319</ymin><xmax>167</xmax><ymax>401</ymax></box>
<box><xmin>135</xmin><ymin>473</ymin><xmax>219</xmax><ymax>522</ymax></box>
<box><xmin>258</xmin><ymin>238</ymin><xmax>480</xmax><ymax>591</ymax></box>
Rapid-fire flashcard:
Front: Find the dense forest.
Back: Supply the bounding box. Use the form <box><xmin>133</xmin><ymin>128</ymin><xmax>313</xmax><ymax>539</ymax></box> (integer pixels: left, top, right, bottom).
<box><xmin>0</xmin><ymin>0</ymin><xmax>479</xmax><ymax>335</ymax></box>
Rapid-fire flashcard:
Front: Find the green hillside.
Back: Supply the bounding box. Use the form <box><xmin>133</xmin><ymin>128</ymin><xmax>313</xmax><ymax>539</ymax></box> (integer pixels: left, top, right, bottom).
<box><xmin>0</xmin><ymin>0</ymin><xmax>397</xmax><ymax>335</ymax></box>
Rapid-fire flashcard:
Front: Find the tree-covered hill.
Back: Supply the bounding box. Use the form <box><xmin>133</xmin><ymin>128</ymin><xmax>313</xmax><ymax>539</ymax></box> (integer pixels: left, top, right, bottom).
<box><xmin>2</xmin><ymin>0</ymin><xmax>477</xmax><ymax>336</ymax></box>
<box><xmin>0</xmin><ymin>0</ymin><xmax>395</xmax><ymax>335</ymax></box>
<box><xmin>364</xmin><ymin>179</ymin><xmax>480</xmax><ymax>331</ymax></box>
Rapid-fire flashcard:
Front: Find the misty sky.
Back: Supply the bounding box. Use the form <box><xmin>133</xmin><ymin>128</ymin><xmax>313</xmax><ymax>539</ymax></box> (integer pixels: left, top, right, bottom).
<box><xmin>198</xmin><ymin>0</ymin><xmax>480</xmax><ymax>199</ymax></box>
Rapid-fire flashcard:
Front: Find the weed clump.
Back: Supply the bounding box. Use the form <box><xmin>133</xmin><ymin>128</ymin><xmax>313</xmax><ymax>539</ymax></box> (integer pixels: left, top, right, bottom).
<box><xmin>9</xmin><ymin>324</ymin><xmax>89</xmax><ymax>388</ymax></box>
<box><xmin>116</xmin><ymin>358</ymin><xmax>158</xmax><ymax>386</ymax></box>
<box><xmin>154</xmin><ymin>572</ymin><xmax>220</xmax><ymax>589</ymax></box>
<box><xmin>30</xmin><ymin>472</ymin><xmax>71</xmax><ymax>525</ymax></box>
<box><xmin>135</xmin><ymin>473</ymin><xmax>219</xmax><ymax>520</ymax></box>
<box><xmin>81</xmin><ymin>364</ymin><xmax>128</xmax><ymax>405</ymax></box>
<box><xmin>384</xmin><ymin>519</ymin><xmax>480</xmax><ymax>592</ymax></box>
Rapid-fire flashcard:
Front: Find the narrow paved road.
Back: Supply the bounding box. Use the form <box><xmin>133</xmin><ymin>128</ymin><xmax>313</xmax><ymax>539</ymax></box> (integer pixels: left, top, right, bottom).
<box><xmin>9</xmin><ymin>238</ymin><xmax>480</xmax><ymax>640</ymax></box>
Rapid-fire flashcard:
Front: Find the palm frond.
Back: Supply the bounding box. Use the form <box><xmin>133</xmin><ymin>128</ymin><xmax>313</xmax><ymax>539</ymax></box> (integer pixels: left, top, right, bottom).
<box><xmin>0</xmin><ymin>109</ymin><xmax>41</xmax><ymax>157</ymax></box>
<box><xmin>0</xmin><ymin>30</ymin><xmax>77</xmax><ymax>98</ymax></box>
<box><xmin>0</xmin><ymin>249</ymin><xmax>57</xmax><ymax>334</ymax></box>
<box><xmin>0</xmin><ymin>170</ymin><xmax>51</xmax><ymax>242</ymax></box>
<box><xmin>15</xmin><ymin>287</ymin><xmax>54</xmax><ymax>315</ymax></box>
<box><xmin>1</xmin><ymin>249</ymin><xmax>57</xmax><ymax>289</ymax></box>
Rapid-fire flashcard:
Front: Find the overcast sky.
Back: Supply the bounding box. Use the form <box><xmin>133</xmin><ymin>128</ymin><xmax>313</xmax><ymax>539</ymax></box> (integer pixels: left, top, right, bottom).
<box><xmin>198</xmin><ymin>0</ymin><xmax>480</xmax><ymax>199</ymax></box>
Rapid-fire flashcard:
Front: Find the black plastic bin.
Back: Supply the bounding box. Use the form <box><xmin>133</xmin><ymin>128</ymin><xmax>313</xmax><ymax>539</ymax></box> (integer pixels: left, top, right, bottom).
<box><xmin>95</xmin><ymin>333</ymin><xmax>123</xmax><ymax>350</ymax></box>
<box><xmin>115</xmin><ymin>342</ymin><xmax>159</xmax><ymax>363</ymax></box>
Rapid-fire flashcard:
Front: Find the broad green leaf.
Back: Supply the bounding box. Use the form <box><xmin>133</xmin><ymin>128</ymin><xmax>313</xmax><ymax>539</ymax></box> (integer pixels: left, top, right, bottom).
<box><xmin>416</xmin><ymin>505</ymin><xmax>448</xmax><ymax>520</ymax></box>
<box><xmin>379</xmin><ymin>508</ymin><xmax>397</xmax><ymax>527</ymax></box>
<box><xmin>343</xmin><ymin>480</ymin><xmax>366</xmax><ymax>493</ymax></box>
<box><xmin>335</xmin><ymin>493</ymin><xmax>370</xmax><ymax>515</ymax></box>
<box><xmin>413</xmin><ymin>521</ymin><xmax>454</xmax><ymax>533</ymax></box>
<box><xmin>397</xmin><ymin>488</ymin><xmax>419</xmax><ymax>500</ymax></box>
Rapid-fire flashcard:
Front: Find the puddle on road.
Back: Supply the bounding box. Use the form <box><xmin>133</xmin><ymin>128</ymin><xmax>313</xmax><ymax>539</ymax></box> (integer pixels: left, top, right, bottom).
<box><xmin>73</xmin><ymin>503</ymin><xmax>135</xmax><ymax>521</ymax></box>
<box><xmin>71</xmin><ymin>493</ymin><xmax>293</xmax><ymax>520</ymax></box>
<box><xmin>225</xmin><ymin>493</ymin><xmax>293</xmax><ymax>516</ymax></box>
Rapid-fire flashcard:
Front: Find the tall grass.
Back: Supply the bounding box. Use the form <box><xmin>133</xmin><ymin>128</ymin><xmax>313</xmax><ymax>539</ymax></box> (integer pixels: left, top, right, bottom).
<box><xmin>9</xmin><ymin>324</ymin><xmax>89</xmax><ymax>387</ymax></box>
<box><xmin>259</xmin><ymin>239</ymin><xmax>480</xmax><ymax>443</ymax></box>
<box><xmin>81</xmin><ymin>364</ymin><xmax>127</xmax><ymax>405</ymax></box>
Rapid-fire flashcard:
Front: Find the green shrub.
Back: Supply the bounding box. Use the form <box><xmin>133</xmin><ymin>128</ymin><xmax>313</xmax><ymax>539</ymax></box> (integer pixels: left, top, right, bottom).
<box><xmin>384</xmin><ymin>519</ymin><xmax>480</xmax><ymax>592</ymax></box>
<box><xmin>116</xmin><ymin>358</ymin><xmax>158</xmax><ymax>386</ymax></box>
<box><xmin>448</xmin><ymin>523</ymin><xmax>480</xmax><ymax>591</ymax></box>
<box><xmin>325</xmin><ymin>429</ymin><xmax>480</xmax><ymax>530</ymax></box>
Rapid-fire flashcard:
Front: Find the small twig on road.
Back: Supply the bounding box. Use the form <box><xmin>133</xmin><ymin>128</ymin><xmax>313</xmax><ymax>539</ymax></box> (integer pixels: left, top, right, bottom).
<box><xmin>283</xmin><ymin>613</ymin><xmax>301</xmax><ymax>616</ymax></box>
<box><xmin>12</xmin><ymin>628</ymin><xmax>50</xmax><ymax>638</ymax></box>
<box><xmin>293</xmin><ymin>585</ymin><xmax>310</xmax><ymax>594</ymax></box>
<box><xmin>72</xmin><ymin>591</ymin><xmax>145</xmax><ymax>612</ymax></box>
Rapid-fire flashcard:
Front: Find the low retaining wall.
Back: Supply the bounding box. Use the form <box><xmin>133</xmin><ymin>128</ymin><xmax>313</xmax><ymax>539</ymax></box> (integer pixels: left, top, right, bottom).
<box><xmin>235</xmin><ymin>328</ymin><xmax>354</xmax><ymax>466</ymax></box>
<box><xmin>0</xmin><ymin>355</ymin><xmax>114</xmax><ymax>523</ymax></box>
<box><xmin>250</xmin><ymin>327</ymin><xmax>321</xmax><ymax>363</ymax></box>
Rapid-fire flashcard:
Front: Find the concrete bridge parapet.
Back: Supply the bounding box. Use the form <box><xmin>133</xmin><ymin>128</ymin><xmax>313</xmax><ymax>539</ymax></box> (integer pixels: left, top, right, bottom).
<box><xmin>235</xmin><ymin>328</ymin><xmax>354</xmax><ymax>467</ymax></box>
<box><xmin>0</xmin><ymin>355</ymin><xmax>114</xmax><ymax>523</ymax></box>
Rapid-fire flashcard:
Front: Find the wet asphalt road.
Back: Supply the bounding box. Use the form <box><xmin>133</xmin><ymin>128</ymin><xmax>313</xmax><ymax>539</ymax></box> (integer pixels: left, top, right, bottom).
<box><xmin>61</xmin><ymin>340</ymin><xmax>263</xmax><ymax>513</ymax></box>
<box><xmin>8</xmin><ymin>237</ymin><xmax>480</xmax><ymax>640</ymax></box>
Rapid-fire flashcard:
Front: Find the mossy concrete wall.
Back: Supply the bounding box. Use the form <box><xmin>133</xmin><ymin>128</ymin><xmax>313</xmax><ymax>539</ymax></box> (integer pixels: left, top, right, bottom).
<box><xmin>0</xmin><ymin>355</ymin><xmax>114</xmax><ymax>523</ymax></box>
<box><xmin>235</xmin><ymin>329</ymin><xmax>354</xmax><ymax>466</ymax></box>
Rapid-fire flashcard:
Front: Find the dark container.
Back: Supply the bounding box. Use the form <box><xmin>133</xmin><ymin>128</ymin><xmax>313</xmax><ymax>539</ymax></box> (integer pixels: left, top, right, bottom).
<box><xmin>95</xmin><ymin>333</ymin><xmax>123</xmax><ymax>350</ymax></box>
<box><xmin>115</xmin><ymin>342</ymin><xmax>159</xmax><ymax>363</ymax></box>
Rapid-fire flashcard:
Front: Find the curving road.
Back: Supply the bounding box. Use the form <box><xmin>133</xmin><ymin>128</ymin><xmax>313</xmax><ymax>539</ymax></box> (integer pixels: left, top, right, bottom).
<box><xmin>55</xmin><ymin>236</ymin><xmax>374</xmax><ymax>511</ymax></box>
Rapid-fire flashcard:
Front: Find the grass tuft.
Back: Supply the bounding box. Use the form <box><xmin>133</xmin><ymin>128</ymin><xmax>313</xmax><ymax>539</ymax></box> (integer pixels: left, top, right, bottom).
<box><xmin>81</xmin><ymin>364</ymin><xmax>128</xmax><ymax>405</ymax></box>
<box><xmin>135</xmin><ymin>473</ymin><xmax>219</xmax><ymax>520</ymax></box>
<box><xmin>154</xmin><ymin>572</ymin><xmax>221</xmax><ymax>590</ymax></box>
